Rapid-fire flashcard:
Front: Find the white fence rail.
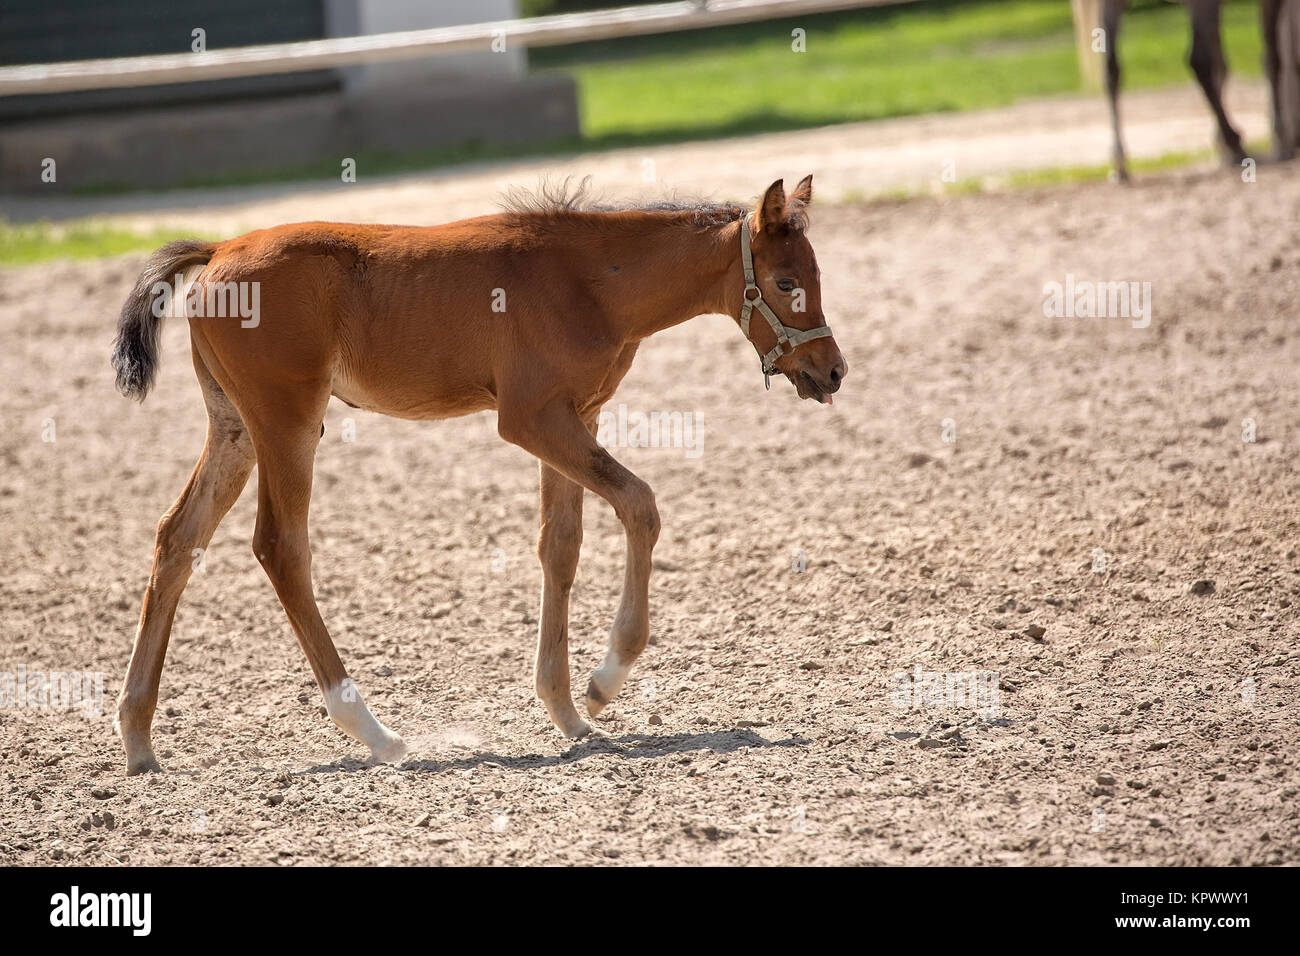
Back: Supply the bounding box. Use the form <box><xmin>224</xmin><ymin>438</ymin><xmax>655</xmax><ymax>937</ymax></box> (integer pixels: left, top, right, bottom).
<box><xmin>0</xmin><ymin>0</ymin><xmax>921</xmax><ymax>97</ymax></box>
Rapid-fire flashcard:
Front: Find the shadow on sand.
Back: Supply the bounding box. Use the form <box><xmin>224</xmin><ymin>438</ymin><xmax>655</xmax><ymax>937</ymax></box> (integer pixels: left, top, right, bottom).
<box><xmin>297</xmin><ymin>727</ymin><xmax>810</xmax><ymax>776</ymax></box>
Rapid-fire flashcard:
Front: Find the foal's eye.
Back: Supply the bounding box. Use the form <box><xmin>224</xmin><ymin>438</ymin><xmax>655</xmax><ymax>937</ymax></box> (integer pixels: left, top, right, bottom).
<box><xmin>776</xmin><ymin>279</ymin><xmax>796</xmax><ymax>293</ymax></box>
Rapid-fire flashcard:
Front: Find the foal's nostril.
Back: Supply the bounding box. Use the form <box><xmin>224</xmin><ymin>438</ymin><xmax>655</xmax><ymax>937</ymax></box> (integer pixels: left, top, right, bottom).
<box><xmin>827</xmin><ymin>363</ymin><xmax>845</xmax><ymax>392</ymax></box>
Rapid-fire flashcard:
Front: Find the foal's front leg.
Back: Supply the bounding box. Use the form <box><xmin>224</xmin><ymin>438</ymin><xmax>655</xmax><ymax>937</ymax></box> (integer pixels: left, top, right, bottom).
<box><xmin>583</xmin><ymin>496</ymin><xmax>657</xmax><ymax>720</ymax></box>
<box><xmin>535</xmin><ymin>461</ymin><xmax>592</xmax><ymax>737</ymax></box>
<box><xmin>503</xmin><ymin>400</ymin><xmax>660</xmax><ymax>734</ymax></box>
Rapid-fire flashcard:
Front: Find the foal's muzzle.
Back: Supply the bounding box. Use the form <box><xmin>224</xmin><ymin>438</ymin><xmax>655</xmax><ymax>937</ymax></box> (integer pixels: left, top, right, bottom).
<box><xmin>825</xmin><ymin>359</ymin><xmax>846</xmax><ymax>393</ymax></box>
<box><xmin>794</xmin><ymin>353</ymin><xmax>847</xmax><ymax>404</ymax></box>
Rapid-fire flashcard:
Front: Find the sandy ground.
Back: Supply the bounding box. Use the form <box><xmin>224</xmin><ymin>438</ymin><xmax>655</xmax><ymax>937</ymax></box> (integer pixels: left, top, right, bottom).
<box><xmin>1</xmin><ymin>103</ymin><xmax>1299</xmax><ymax>865</ymax></box>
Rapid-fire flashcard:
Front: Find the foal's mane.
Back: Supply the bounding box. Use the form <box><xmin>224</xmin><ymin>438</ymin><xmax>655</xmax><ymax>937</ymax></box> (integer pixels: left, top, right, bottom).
<box><xmin>500</xmin><ymin>177</ymin><xmax>757</xmax><ymax>229</ymax></box>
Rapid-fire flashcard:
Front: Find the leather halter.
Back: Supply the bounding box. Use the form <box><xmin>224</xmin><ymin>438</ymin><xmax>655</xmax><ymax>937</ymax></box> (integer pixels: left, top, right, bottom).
<box><xmin>739</xmin><ymin>213</ymin><xmax>835</xmax><ymax>389</ymax></box>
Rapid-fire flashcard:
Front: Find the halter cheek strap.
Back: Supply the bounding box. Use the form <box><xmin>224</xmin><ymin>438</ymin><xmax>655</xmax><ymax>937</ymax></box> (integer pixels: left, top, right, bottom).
<box><xmin>739</xmin><ymin>213</ymin><xmax>834</xmax><ymax>389</ymax></box>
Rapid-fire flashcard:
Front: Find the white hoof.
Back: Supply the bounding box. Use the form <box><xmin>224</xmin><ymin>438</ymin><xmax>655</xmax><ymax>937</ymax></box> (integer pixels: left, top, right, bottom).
<box><xmin>324</xmin><ymin>680</ymin><xmax>406</xmax><ymax>763</ymax></box>
<box><xmin>565</xmin><ymin>719</ymin><xmax>598</xmax><ymax>739</ymax></box>
<box><xmin>369</xmin><ymin>730</ymin><xmax>408</xmax><ymax>764</ymax></box>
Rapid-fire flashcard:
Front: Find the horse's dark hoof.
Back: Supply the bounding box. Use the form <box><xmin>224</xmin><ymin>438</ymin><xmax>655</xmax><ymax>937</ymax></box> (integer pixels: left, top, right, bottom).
<box><xmin>585</xmin><ymin>677</ymin><xmax>609</xmax><ymax>717</ymax></box>
<box><xmin>125</xmin><ymin>754</ymin><xmax>162</xmax><ymax>776</ymax></box>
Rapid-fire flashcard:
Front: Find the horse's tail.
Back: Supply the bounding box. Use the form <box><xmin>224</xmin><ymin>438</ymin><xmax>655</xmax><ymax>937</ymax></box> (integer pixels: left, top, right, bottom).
<box><xmin>1071</xmin><ymin>0</ymin><xmax>1103</xmax><ymax>89</ymax></box>
<box><xmin>112</xmin><ymin>239</ymin><xmax>216</xmax><ymax>402</ymax></box>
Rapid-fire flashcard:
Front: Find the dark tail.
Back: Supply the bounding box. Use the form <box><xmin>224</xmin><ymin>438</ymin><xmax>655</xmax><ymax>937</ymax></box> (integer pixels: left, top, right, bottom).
<box><xmin>112</xmin><ymin>239</ymin><xmax>216</xmax><ymax>401</ymax></box>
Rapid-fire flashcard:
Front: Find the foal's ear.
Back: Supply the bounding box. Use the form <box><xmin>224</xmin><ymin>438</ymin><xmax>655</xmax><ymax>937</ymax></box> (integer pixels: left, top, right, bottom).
<box><xmin>790</xmin><ymin>174</ymin><xmax>813</xmax><ymax>205</ymax></box>
<box><xmin>755</xmin><ymin>179</ymin><xmax>787</xmax><ymax>232</ymax></box>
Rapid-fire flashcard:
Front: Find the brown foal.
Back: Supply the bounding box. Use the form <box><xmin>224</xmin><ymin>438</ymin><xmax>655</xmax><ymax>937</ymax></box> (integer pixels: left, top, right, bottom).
<box><xmin>110</xmin><ymin>175</ymin><xmax>846</xmax><ymax>774</ymax></box>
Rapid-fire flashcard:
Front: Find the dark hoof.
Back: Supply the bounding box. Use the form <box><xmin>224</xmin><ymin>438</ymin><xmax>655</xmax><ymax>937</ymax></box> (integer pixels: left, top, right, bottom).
<box><xmin>584</xmin><ymin>678</ymin><xmax>608</xmax><ymax>718</ymax></box>
<box><xmin>125</xmin><ymin>755</ymin><xmax>162</xmax><ymax>776</ymax></box>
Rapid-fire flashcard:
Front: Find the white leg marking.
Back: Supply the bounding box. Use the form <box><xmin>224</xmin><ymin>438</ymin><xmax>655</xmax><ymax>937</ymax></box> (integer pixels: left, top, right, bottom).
<box><xmin>324</xmin><ymin>681</ymin><xmax>407</xmax><ymax>763</ymax></box>
<box><xmin>587</xmin><ymin>650</ymin><xmax>631</xmax><ymax>716</ymax></box>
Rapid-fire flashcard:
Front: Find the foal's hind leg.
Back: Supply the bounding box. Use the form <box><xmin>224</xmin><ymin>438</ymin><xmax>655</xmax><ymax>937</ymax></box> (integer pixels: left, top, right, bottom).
<box><xmin>116</xmin><ymin>348</ymin><xmax>256</xmax><ymax>774</ymax></box>
<box><xmin>240</xmin><ymin>388</ymin><xmax>406</xmax><ymax>763</ymax></box>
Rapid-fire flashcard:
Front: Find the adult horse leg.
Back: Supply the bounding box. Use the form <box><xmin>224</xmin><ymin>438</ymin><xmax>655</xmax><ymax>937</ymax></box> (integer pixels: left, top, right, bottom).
<box><xmin>1102</xmin><ymin>0</ymin><xmax>1130</xmax><ymax>181</ymax></box>
<box><xmin>1263</xmin><ymin>0</ymin><xmax>1300</xmax><ymax>160</ymax></box>
<box><xmin>1188</xmin><ymin>0</ymin><xmax>1248</xmax><ymax>165</ymax></box>
<box><xmin>1262</xmin><ymin>0</ymin><xmax>1290</xmax><ymax>160</ymax></box>
<box><xmin>240</xmin><ymin>381</ymin><xmax>407</xmax><ymax>763</ymax></box>
<box><xmin>116</xmin><ymin>346</ymin><xmax>256</xmax><ymax>774</ymax></box>
<box><xmin>1282</xmin><ymin>0</ymin><xmax>1300</xmax><ymax>158</ymax></box>
<box><xmin>500</xmin><ymin>398</ymin><xmax>659</xmax><ymax>732</ymax></box>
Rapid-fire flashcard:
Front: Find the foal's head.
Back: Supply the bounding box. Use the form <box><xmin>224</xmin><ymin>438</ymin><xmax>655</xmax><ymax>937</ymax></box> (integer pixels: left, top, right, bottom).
<box><xmin>742</xmin><ymin>176</ymin><xmax>847</xmax><ymax>403</ymax></box>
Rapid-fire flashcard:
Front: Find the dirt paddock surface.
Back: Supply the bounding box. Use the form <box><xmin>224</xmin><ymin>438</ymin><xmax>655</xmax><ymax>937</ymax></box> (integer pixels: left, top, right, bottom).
<box><xmin>2</xmin><ymin>165</ymin><xmax>1298</xmax><ymax>866</ymax></box>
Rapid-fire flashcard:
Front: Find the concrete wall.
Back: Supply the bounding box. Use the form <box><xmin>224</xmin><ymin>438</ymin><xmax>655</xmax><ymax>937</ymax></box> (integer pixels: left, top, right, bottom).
<box><xmin>328</xmin><ymin>0</ymin><xmax>526</xmax><ymax>88</ymax></box>
<box><xmin>0</xmin><ymin>0</ymin><xmax>579</xmax><ymax>193</ymax></box>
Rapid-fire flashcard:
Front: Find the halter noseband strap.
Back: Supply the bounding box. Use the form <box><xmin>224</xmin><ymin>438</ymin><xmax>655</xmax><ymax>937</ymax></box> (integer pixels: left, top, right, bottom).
<box><xmin>738</xmin><ymin>213</ymin><xmax>834</xmax><ymax>389</ymax></box>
